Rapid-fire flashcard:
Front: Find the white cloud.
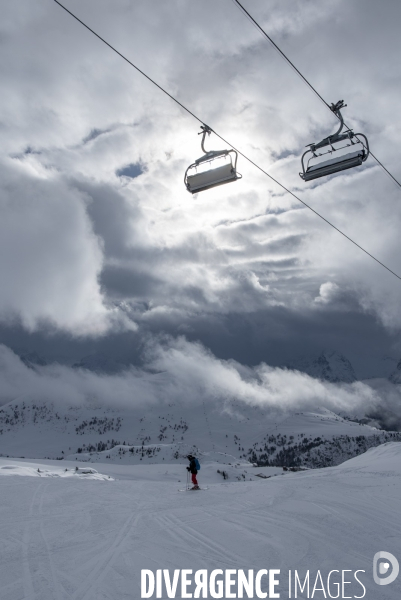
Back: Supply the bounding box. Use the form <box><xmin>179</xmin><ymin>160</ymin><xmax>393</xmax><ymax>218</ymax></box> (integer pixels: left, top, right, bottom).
<box><xmin>0</xmin><ymin>340</ymin><xmax>383</xmax><ymax>417</ymax></box>
<box><xmin>315</xmin><ymin>282</ymin><xmax>340</xmax><ymax>305</ymax></box>
<box><xmin>0</xmin><ymin>159</ymin><xmax>133</xmax><ymax>335</ymax></box>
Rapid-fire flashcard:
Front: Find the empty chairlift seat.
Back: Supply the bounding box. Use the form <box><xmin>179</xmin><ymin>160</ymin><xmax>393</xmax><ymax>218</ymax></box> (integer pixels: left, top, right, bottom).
<box><xmin>300</xmin><ymin>100</ymin><xmax>369</xmax><ymax>182</ymax></box>
<box><xmin>302</xmin><ymin>148</ymin><xmax>367</xmax><ymax>181</ymax></box>
<box><xmin>185</xmin><ymin>125</ymin><xmax>242</xmax><ymax>194</ymax></box>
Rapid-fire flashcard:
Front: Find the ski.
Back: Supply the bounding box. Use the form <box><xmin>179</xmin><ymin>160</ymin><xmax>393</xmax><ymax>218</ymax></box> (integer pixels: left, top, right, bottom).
<box><xmin>178</xmin><ymin>487</ymin><xmax>209</xmax><ymax>492</ymax></box>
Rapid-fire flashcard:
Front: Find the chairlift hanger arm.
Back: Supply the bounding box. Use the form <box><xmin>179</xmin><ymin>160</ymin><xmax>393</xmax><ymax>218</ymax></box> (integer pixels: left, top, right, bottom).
<box><xmin>309</xmin><ymin>100</ymin><xmax>349</xmax><ymax>151</ymax></box>
<box><xmin>199</xmin><ymin>124</ymin><xmax>212</xmax><ymax>154</ymax></box>
<box><xmin>195</xmin><ymin>125</ymin><xmax>237</xmax><ymax>163</ymax></box>
<box><xmin>328</xmin><ymin>102</ymin><xmax>346</xmax><ymax>139</ymax></box>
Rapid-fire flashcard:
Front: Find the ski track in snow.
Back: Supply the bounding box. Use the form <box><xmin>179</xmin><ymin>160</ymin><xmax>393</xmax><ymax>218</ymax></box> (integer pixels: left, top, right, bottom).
<box><xmin>39</xmin><ymin>483</ymin><xmax>65</xmax><ymax>600</ymax></box>
<box><xmin>0</xmin><ymin>446</ymin><xmax>401</xmax><ymax>600</ymax></box>
<box><xmin>72</xmin><ymin>513</ymin><xmax>140</xmax><ymax>600</ymax></box>
<box><xmin>22</xmin><ymin>482</ymin><xmax>42</xmax><ymax>600</ymax></box>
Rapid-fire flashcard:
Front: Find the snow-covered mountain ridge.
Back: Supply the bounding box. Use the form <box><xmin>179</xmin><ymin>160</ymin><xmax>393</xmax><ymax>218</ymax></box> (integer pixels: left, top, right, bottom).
<box><xmin>1</xmin><ymin>395</ymin><xmax>400</xmax><ymax>469</ymax></box>
<box><xmin>287</xmin><ymin>350</ymin><xmax>357</xmax><ymax>383</ymax></box>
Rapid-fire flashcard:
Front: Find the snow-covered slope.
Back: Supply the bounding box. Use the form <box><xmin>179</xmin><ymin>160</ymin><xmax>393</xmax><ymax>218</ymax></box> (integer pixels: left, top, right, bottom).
<box><xmin>0</xmin><ymin>443</ymin><xmax>400</xmax><ymax>600</ymax></box>
<box><xmin>334</xmin><ymin>440</ymin><xmax>401</xmax><ymax>473</ymax></box>
<box><xmin>0</xmin><ymin>460</ymin><xmax>111</xmax><ymax>480</ymax></box>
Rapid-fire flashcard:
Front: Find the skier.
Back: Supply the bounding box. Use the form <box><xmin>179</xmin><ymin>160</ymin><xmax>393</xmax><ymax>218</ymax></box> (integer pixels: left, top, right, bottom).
<box><xmin>186</xmin><ymin>454</ymin><xmax>200</xmax><ymax>490</ymax></box>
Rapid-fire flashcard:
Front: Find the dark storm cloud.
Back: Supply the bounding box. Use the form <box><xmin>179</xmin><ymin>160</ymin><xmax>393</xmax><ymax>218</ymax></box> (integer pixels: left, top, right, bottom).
<box><xmin>71</xmin><ymin>178</ymin><xmax>145</xmax><ymax>258</ymax></box>
<box><xmin>137</xmin><ymin>305</ymin><xmax>400</xmax><ymax>379</ymax></box>
<box><xmin>83</xmin><ymin>128</ymin><xmax>112</xmax><ymax>144</ymax></box>
<box><xmin>100</xmin><ymin>265</ymin><xmax>161</xmax><ymax>298</ymax></box>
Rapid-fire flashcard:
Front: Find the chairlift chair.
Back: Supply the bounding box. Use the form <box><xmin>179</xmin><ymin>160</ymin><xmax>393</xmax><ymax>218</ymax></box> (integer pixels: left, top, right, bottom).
<box><xmin>300</xmin><ymin>101</ymin><xmax>369</xmax><ymax>182</ymax></box>
<box><xmin>185</xmin><ymin>125</ymin><xmax>242</xmax><ymax>193</ymax></box>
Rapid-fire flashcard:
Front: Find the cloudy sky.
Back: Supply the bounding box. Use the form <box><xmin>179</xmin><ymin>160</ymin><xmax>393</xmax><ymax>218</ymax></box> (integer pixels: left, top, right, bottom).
<box><xmin>1</xmin><ymin>0</ymin><xmax>401</xmax><ymax>383</ymax></box>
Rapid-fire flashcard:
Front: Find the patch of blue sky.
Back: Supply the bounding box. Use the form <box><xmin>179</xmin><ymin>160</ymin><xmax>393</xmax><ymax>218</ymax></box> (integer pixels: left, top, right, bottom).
<box><xmin>116</xmin><ymin>163</ymin><xmax>144</xmax><ymax>179</ymax></box>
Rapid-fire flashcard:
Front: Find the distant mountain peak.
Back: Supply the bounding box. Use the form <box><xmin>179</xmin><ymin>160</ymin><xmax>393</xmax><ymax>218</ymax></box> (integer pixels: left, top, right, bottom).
<box><xmin>19</xmin><ymin>351</ymin><xmax>48</xmax><ymax>370</ymax></box>
<box><xmin>389</xmin><ymin>359</ymin><xmax>401</xmax><ymax>384</ymax></box>
<box><xmin>72</xmin><ymin>353</ymin><xmax>128</xmax><ymax>375</ymax></box>
<box><xmin>287</xmin><ymin>350</ymin><xmax>356</xmax><ymax>383</ymax></box>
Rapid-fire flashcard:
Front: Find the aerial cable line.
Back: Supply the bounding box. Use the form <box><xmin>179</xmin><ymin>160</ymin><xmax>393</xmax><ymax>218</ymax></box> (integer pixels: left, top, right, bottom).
<box><xmin>232</xmin><ymin>0</ymin><xmax>330</xmax><ymax>111</ymax></box>
<box><xmin>53</xmin><ymin>0</ymin><xmax>401</xmax><ymax>282</ymax></box>
<box><xmin>53</xmin><ymin>0</ymin><xmax>201</xmax><ymax>125</ymax></box>
<box><xmin>232</xmin><ymin>0</ymin><xmax>401</xmax><ymax>191</ymax></box>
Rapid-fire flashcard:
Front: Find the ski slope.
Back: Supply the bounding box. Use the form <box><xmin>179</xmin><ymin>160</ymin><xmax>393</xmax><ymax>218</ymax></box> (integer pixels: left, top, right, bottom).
<box><xmin>0</xmin><ymin>443</ymin><xmax>400</xmax><ymax>599</ymax></box>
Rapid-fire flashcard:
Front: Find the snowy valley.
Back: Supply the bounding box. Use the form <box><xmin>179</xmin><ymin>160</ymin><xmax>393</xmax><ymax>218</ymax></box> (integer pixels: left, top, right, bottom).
<box><xmin>1</xmin><ymin>388</ymin><xmax>401</xmax><ymax>471</ymax></box>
